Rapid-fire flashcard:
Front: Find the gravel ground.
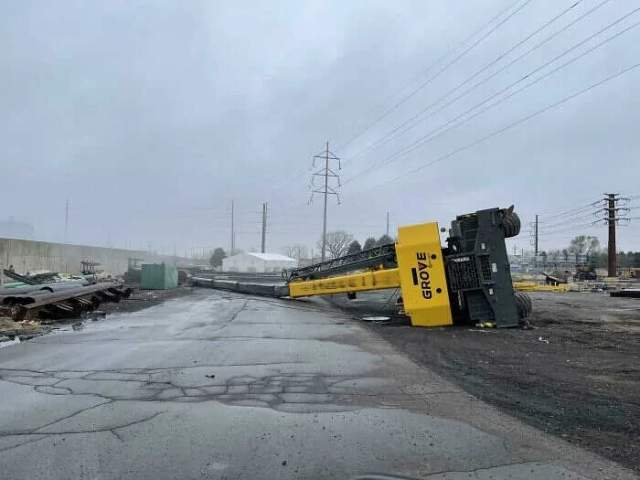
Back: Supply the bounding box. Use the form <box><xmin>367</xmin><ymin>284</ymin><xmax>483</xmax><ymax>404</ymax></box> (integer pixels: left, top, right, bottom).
<box><xmin>328</xmin><ymin>290</ymin><xmax>640</xmax><ymax>472</ymax></box>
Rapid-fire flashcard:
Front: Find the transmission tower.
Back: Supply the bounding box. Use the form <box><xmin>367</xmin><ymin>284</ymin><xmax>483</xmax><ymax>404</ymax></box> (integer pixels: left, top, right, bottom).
<box><xmin>309</xmin><ymin>141</ymin><xmax>341</xmax><ymax>262</ymax></box>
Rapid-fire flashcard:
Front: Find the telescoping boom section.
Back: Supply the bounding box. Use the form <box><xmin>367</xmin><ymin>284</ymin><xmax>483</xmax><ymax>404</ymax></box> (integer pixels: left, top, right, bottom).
<box><xmin>286</xmin><ymin>206</ymin><xmax>527</xmax><ymax>328</ymax></box>
<box><xmin>288</xmin><ymin>222</ymin><xmax>453</xmax><ymax>327</ymax></box>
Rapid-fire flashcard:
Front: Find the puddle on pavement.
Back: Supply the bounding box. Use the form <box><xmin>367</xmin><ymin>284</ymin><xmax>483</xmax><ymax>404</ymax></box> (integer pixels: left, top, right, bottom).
<box><xmin>0</xmin><ymin>336</ymin><xmax>21</xmax><ymax>349</ymax></box>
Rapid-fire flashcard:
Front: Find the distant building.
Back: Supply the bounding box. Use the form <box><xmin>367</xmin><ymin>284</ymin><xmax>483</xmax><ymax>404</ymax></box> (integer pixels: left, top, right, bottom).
<box><xmin>222</xmin><ymin>252</ymin><xmax>297</xmax><ymax>273</ymax></box>
<box><xmin>0</xmin><ymin>218</ymin><xmax>35</xmax><ymax>240</ymax></box>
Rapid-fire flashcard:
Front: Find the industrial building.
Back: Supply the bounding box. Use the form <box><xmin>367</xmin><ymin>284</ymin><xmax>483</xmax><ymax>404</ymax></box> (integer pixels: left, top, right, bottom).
<box><xmin>222</xmin><ymin>252</ymin><xmax>297</xmax><ymax>273</ymax></box>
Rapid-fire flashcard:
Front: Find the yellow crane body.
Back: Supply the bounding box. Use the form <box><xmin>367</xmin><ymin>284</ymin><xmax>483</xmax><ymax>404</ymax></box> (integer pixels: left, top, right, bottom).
<box><xmin>288</xmin><ymin>222</ymin><xmax>453</xmax><ymax>327</ymax></box>
<box><xmin>394</xmin><ymin>222</ymin><xmax>452</xmax><ymax>327</ymax></box>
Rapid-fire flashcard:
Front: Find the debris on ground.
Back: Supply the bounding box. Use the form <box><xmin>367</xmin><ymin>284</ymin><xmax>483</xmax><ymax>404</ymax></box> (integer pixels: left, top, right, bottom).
<box><xmin>0</xmin><ymin>286</ymin><xmax>195</xmax><ymax>343</ymax></box>
<box><xmin>360</xmin><ymin>316</ymin><xmax>390</xmax><ymax>323</ymax></box>
<box><xmin>3</xmin><ymin>282</ymin><xmax>131</xmax><ymax>322</ymax></box>
<box><xmin>0</xmin><ymin>317</ymin><xmax>44</xmax><ymax>340</ymax></box>
<box><xmin>81</xmin><ymin>310</ymin><xmax>106</xmax><ymax>321</ymax></box>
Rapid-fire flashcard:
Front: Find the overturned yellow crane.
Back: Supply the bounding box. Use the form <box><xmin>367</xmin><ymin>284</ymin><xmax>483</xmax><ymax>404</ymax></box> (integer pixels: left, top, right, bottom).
<box><xmin>194</xmin><ymin>206</ymin><xmax>531</xmax><ymax>328</ymax></box>
<box><xmin>285</xmin><ymin>206</ymin><xmax>530</xmax><ymax>328</ymax></box>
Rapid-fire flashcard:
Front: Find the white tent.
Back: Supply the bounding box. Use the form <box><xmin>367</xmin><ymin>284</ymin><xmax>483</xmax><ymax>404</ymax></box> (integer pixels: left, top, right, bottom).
<box><xmin>222</xmin><ymin>252</ymin><xmax>297</xmax><ymax>273</ymax></box>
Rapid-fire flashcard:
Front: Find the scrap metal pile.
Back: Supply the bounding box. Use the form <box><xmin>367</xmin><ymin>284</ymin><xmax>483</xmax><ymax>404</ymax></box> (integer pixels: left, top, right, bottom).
<box><xmin>0</xmin><ymin>271</ymin><xmax>131</xmax><ymax>321</ymax></box>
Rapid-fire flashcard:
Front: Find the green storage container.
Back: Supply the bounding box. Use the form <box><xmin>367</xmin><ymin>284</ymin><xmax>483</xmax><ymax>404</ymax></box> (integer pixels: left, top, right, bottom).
<box><xmin>140</xmin><ymin>263</ymin><xmax>178</xmax><ymax>290</ymax></box>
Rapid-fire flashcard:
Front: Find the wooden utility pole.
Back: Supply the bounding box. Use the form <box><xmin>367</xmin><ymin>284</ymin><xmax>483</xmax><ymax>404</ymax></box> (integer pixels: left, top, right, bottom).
<box><xmin>600</xmin><ymin>193</ymin><xmax>631</xmax><ymax>277</ymax></box>
<box><xmin>607</xmin><ymin>194</ymin><xmax>617</xmax><ymax>277</ymax></box>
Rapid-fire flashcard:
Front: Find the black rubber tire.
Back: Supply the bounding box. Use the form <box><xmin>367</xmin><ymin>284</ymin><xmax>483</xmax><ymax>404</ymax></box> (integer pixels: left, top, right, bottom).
<box><xmin>502</xmin><ymin>210</ymin><xmax>521</xmax><ymax>238</ymax></box>
<box><xmin>515</xmin><ymin>292</ymin><xmax>532</xmax><ymax>319</ymax></box>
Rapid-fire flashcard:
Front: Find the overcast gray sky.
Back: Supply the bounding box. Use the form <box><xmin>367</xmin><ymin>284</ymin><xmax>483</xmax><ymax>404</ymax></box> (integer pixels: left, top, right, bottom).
<box><xmin>2</xmin><ymin>0</ymin><xmax>639</xmax><ymax>256</ymax></box>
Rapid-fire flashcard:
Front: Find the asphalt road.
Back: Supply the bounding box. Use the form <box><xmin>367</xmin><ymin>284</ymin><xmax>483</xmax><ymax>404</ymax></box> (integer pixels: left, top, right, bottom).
<box><xmin>0</xmin><ymin>289</ymin><xmax>635</xmax><ymax>479</ymax></box>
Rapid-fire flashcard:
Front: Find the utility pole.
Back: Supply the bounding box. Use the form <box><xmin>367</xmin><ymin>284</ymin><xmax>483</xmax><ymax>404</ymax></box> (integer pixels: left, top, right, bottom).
<box><xmin>534</xmin><ymin>214</ymin><xmax>539</xmax><ymax>259</ymax></box>
<box><xmin>64</xmin><ymin>198</ymin><xmax>69</xmax><ymax>243</ymax></box>
<box><xmin>261</xmin><ymin>202</ymin><xmax>268</xmax><ymax>253</ymax></box>
<box><xmin>310</xmin><ymin>142</ymin><xmax>341</xmax><ymax>262</ymax></box>
<box><xmin>601</xmin><ymin>193</ymin><xmax>630</xmax><ymax>277</ymax></box>
<box><xmin>386</xmin><ymin>212</ymin><xmax>390</xmax><ymax>237</ymax></box>
<box><xmin>529</xmin><ymin>215</ymin><xmax>539</xmax><ymax>267</ymax></box>
<box><xmin>607</xmin><ymin>194</ymin><xmax>616</xmax><ymax>277</ymax></box>
<box><xmin>230</xmin><ymin>200</ymin><xmax>235</xmax><ymax>255</ymax></box>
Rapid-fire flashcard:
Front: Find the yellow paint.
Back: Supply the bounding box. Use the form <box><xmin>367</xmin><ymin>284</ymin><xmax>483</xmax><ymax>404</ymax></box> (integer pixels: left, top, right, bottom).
<box><xmin>288</xmin><ymin>268</ymin><xmax>401</xmax><ymax>297</ymax></box>
<box><xmin>513</xmin><ymin>281</ymin><xmax>569</xmax><ymax>292</ymax></box>
<box><xmin>289</xmin><ymin>223</ymin><xmax>453</xmax><ymax>327</ymax></box>
<box><xmin>288</xmin><ymin>221</ymin><xmax>452</xmax><ymax>328</ymax></box>
<box><xmin>395</xmin><ymin>222</ymin><xmax>452</xmax><ymax>327</ymax></box>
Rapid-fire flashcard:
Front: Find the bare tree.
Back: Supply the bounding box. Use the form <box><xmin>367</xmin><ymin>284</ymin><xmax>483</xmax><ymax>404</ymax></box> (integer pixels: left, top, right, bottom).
<box><xmin>283</xmin><ymin>244</ymin><xmax>308</xmax><ymax>262</ymax></box>
<box><xmin>568</xmin><ymin>235</ymin><xmax>600</xmax><ymax>255</ymax></box>
<box><xmin>317</xmin><ymin>231</ymin><xmax>353</xmax><ymax>259</ymax></box>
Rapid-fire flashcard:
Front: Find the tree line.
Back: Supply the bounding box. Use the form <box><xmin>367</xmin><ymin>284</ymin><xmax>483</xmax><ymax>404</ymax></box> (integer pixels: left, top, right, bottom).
<box><xmin>538</xmin><ymin>235</ymin><xmax>640</xmax><ymax>269</ymax></box>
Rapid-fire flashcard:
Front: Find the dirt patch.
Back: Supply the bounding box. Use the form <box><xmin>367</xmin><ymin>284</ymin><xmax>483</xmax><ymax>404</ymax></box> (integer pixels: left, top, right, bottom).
<box><xmin>0</xmin><ymin>317</ymin><xmax>44</xmax><ymax>340</ymax></box>
<box><xmin>328</xmin><ymin>291</ymin><xmax>640</xmax><ymax>472</ymax></box>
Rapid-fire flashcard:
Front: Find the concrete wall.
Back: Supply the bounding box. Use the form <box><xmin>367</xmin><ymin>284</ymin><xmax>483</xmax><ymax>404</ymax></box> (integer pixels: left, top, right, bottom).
<box><xmin>0</xmin><ymin>238</ymin><xmax>195</xmax><ymax>279</ymax></box>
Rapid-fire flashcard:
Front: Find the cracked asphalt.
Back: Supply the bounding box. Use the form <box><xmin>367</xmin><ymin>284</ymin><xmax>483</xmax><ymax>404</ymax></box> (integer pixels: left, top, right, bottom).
<box><xmin>0</xmin><ymin>290</ymin><xmax>636</xmax><ymax>479</ymax></box>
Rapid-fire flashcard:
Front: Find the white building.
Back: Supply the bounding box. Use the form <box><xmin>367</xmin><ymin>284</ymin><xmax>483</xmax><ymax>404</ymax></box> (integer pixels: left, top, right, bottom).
<box><xmin>222</xmin><ymin>252</ymin><xmax>297</xmax><ymax>273</ymax></box>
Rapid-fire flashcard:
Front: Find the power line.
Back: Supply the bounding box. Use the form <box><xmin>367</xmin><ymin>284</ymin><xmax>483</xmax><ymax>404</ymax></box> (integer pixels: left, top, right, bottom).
<box><xmin>537</xmin><ymin>210</ymin><xmax>605</xmax><ymax>231</ymax></box>
<box><xmin>264</xmin><ymin>1</ymin><xmax>528</xmax><ymax>201</ymax></box>
<box><xmin>344</xmin><ymin>8</ymin><xmax>640</xmax><ymax>185</ymax></box>
<box><xmin>264</xmin><ymin>1</ymin><xmax>595</xmax><ymax>204</ymax></box>
<box><xmin>344</xmin><ymin>0</ymin><xmax>591</xmax><ymax>164</ymax></box>
<box><xmin>539</xmin><ymin>201</ymin><xmax>600</xmax><ymax>219</ymax></box>
<box><xmin>534</xmin><ymin>222</ymin><xmax>600</xmax><ymax>236</ymax></box>
<box><xmin>335</xmin><ymin>0</ymin><xmax>531</xmax><ymax>154</ymax></box>
<box><xmin>357</xmin><ymin>61</ymin><xmax>640</xmax><ymax>191</ymax></box>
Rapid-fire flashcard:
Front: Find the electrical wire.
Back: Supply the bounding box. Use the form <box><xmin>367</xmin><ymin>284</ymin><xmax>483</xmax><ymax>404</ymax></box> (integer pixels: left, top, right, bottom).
<box><xmin>335</xmin><ymin>0</ymin><xmax>532</xmax><ymax>154</ymax></box>
<box><xmin>538</xmin><ymin>212</ymin><xmax>605</xmax><ymax>231</ymax></box>
<box><xmin>266</xmin><ymin>1</ymin><xmax>530</xmax><ymax>200</ymax></box>
<box><xmin>344</xmin><ymin>0</ymin><xmax>594</xmax><ymax>164</ymax></box>
<box><xmin>536</xmin><ymin>222</ymin><xmax>602</xmax><ymax>236</ymax></box>
<box><xmin>538</xmin><ymin>201</ymin><xmax>601</xmax><ymax>219</ymax></box>
<box><xmin>343</xmin><ymin>8</ymin><xmax>640</xmax><ymax>185</ymax></box>
<box><xmin>357</xmin><ymin>61</ymin><xmax>640</xmax><ymax>191</ymax></box>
